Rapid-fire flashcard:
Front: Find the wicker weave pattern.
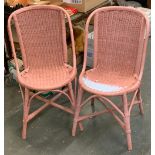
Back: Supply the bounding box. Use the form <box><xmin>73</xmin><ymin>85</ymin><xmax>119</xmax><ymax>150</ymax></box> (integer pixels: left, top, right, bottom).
<box><xmin>95</xmin><ymin>10</ymin><xmax>144</xmax><ymax>75</ymax></box>
<box><xmin>18</xmin><ymin>66</ymin><xmax>73</xmax><ymax>90</ymax></box>
<box><xmin>83</xmin><ymin>9</ymin><xmax>146</xmax><ymax>89</ymax></box>
<box><xmin>9</xmin><ymin>6</ymin><xmax>76</xmax><ymax>90</ymax></box>
<box><xmin>84</xmin><ymin>69</ymin><xmax>137</xmax><ymax>87</ymax></box>
<box><xmin>15</xmin><ymin>8</ymin><xmax>66</xmax><ymax>68</ymax></box>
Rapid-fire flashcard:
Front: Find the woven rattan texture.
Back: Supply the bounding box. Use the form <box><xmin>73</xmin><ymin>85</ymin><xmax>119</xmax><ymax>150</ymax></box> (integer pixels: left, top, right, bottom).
<box><xmin>12</xmin><ymin>8</ymin><xmax>74</xmax><ymax>90</ymax></box>
<box><xmin>85</xmin><ymin>10</ymin><xmax>145</xmax><ymax>87</ymax></box>
<box><xmin>15</xmin><ymin>9</ymin><xmax>67</xmax><ymax>69</ymax></box>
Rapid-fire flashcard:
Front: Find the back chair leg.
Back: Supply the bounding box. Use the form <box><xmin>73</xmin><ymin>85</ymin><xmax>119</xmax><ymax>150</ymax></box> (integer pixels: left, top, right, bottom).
<box><xmin>137</xmin><ymin>89</ymin><xmax>144</xmax><ymax>115</ymax></box>
<box><xmin>22</xmin><ymin>88</ymin><xmax>30</xmax><ymax>139</ymax></box>
<box><xmin>74</xmin><ymin>76</ymin><xmax>77</xmax><ymax>99</ymax></box>
<box><xmin>68</xmin><ymin>83</ymin><xmax>76</xmax><ymax>108</ymax></box>
<box><xmin>123</xmin><ymin>94</ymin><xmax>132</xmax><ymax>151</ymax></box>
<box><xmin>91</xmin><ymin>98</ymin><xmax>95</xmax><ymax>113</ymax></box>
<box><xmin>72</xmin><ymin>87</ymin><xmax>83</xmax><ymax>136</ymax></box>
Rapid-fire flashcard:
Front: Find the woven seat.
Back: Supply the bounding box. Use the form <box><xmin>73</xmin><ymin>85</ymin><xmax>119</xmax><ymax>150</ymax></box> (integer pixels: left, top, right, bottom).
<box><xmin>81</xmin><ymin>70</ymin><xmax>138</xmax><ymax>94</ymax></box>
<box><xmin>72</xmin><ymin>6</ymin><xmax>150</xmax><ymax>151</ymax></box>
<box><xmin>18</xmin><ymin>65</ymin><xmax>75</xmax><ymax>90</ymax></box>
<box><xmin>82</xmin><ymin>77</ymin><xmax>124</xmax><ymax>92</ymax></box>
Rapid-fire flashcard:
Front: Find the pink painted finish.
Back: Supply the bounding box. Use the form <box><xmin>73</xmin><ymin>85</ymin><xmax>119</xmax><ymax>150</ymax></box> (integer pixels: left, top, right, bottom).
<box><xmin>72</xmin><ymin>6</ymin><xmax>150</xmax><ymax>151</ymax></box>
<box><xmin>8</xmin><ymin>5</ymin><xmax>77</xmax><ymax>91</ymax></box>
<box><xmin>7</xmin><ymin>5</ymin><xmax>83</xmax><ymax>139</ymax></box>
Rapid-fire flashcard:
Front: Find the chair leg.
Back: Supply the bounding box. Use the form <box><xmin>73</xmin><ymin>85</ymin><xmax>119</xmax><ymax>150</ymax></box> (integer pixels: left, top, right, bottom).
<box><xmin>74</xmin><ymin>76</ymin><xmax>77</xmax><ymax>99</ymax></box>
<box><xmin>122</xmin><ymin>94</ymin><xmax>132</xmax><ymax>151</ymax></box>
<box><xmin>22</xmin><ymin>88</ymin><xmax>30</xmax><ymax>139</ymax></box>
<box><xmin>68</xmin><ymin>83</ymin><xmax>84</xmax><ymax>132</ymax></box>
<box><xmin>91</xmin><ymin>98</ymin><xmax>95</xmax><ymax>113</ymax></box>
<box><xmin>137</xmin><ymin>89</ymin><xmax>144</xmax><ymax>115</ymax></box>
<box><xmin>72</xmin><ymin>87</ymin><xmax>83</xmax><ymax>136</ymax></box>
<box><xmin>68</xmin><ymin>82</ymin><xmax>76</xmax><ymax>108</ymax></box>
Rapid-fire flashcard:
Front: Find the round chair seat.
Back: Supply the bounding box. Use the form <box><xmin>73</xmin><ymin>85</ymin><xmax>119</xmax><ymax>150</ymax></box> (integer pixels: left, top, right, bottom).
<box><xmin>79</xmin><ymin>69</ymin><xmax>139</xmax><ymax>95</ymax></box>
<box><xmin>18</xmin><ymin>65</ymin><xmax>75</xmax><ymax>91</ymax></box>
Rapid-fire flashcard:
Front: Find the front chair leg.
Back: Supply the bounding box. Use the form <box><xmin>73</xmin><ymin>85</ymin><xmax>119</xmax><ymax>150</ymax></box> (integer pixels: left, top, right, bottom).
<box><xmin>68</xmin><ymin>83</ymin><xmax>84</xmax><ymax>132</ymax></box>
<box><xmin>123</xmin><ymin>94</ymin><xmax>132</xmax><ymax>151</ymax></box>
<box><xmin>72</xmin><ymin>87</ymin><xmax>83</xmax><ymax>136</ymax></box>
<box><xmin>22</xmin><ymin>88</ymin><xmax>30</xmax><ymax>139</ymax></box>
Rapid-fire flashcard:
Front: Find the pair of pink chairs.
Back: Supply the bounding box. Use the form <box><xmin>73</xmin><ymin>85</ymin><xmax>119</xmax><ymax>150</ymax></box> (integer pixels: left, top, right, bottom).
<box><xmin>8</xmin><ymin>5</ymin><xmax>150</xmax><ymax>151</ymax></box>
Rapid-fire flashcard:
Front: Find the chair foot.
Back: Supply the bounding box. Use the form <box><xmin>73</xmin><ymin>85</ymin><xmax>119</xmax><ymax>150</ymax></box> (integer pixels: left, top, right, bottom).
<box><xmin>72</xmin><ymin>107</ymin><xmax>81</xmax><ymax>136</ymax></box>
<box><xmin>126</xmin><ymin>132</ymin><xmax>132</xmax><ymax>151</ymax></box>
<box><xmin>72</xmin><ymin>121</ymin><xmax>78</xmax><ymax>136</ymax></box>
<box><xmin>79</xmin><ymin>122</ymin><xmax>84</xmax><ymax>131</ymax></box>
<box><xmin>22</xmin><ymin>88</ymin><xmax>29</xmax><ymax>139</ymax></box>
<box><xmin>124</xmin><ymin>117</ymin><xmax>133</xmax><ymax>151</ymax></box>
<box><xmin>72</xmin><ymin>108</ymin><xmax>82</xmax><ymax>136</ymax></box>
<box><xmin>123</xmin><ymin>94</ymin><xmax>133</xmax><ymax>151</ymax></box>
<box><xmin>72</xmin><ymin>87</ymin><xmax>83</xmax><ymax>136</ymax></box>
<box><xmin>22</xmin><ymin>121</ymin><xmax>27</xmax><ymax>139</ymax></box>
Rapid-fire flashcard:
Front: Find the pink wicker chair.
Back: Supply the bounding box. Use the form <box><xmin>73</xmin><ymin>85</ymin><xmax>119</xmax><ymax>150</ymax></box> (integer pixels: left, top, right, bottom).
<box><xmin>7</xmin><ymin>5</ymin><xmax>83</xmax><ymax>139</ymax></box>
<box><xmin>72</xmin><ymin>6</ymin><xmax>150</xmax><ymax>151</ymax></box>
